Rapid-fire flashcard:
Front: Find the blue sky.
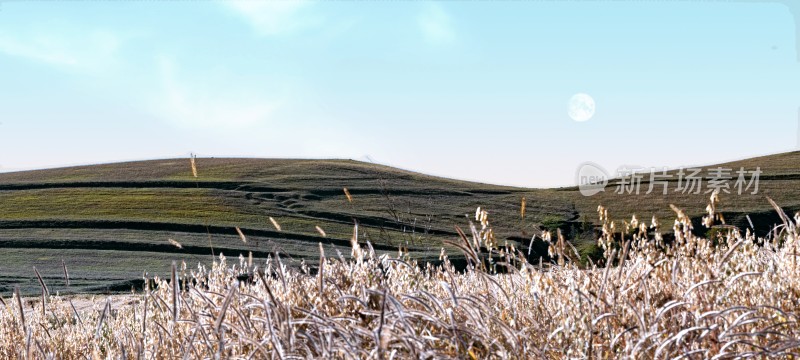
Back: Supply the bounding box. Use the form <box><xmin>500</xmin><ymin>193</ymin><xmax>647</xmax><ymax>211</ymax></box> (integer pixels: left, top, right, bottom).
<box><xmin>0</xmin><ymin>0</ymin><xmax>798</xmax><ymax>187</ymax></box>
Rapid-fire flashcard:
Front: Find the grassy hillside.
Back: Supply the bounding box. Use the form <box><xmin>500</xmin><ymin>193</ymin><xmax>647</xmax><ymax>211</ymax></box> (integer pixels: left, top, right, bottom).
<box><xmin>1</xmin><ymin>152</ymin><xmax>799</xmax><ymax>294</ymax></box>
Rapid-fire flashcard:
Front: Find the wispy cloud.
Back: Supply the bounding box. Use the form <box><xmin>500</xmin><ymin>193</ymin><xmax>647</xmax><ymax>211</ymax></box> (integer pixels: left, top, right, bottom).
<box><xmin>0</xmin><ymin>30</ymin><xmax>120</xmax><ymax>72</ymax></box>
<box><xmin>417</xmin><ymin>3</ymin><xmax>455</xmax><ymax>44</ymax></box>
<box><xmin>222</xmin><ymin>0</ymin><xmax>320</xmax><ymax>36</ymax></box>
<box><xmin>155</xmin><ymin>56</ymin><xmax>283</xmax><ymax>129</ymax></box>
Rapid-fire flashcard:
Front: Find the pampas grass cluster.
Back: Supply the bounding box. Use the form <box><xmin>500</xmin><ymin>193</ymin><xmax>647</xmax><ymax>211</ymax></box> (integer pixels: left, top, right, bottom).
<box><xmin>2</xmin><ymin>195</ymin><xmax>800</xmax><ymax>359</ymax></box>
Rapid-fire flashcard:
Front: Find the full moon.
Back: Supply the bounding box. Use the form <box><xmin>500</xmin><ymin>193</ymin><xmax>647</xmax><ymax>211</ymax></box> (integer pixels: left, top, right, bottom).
<box><xmin>568</xmin><ymin>93</ymin><xmax>595</xmax><ymax>122</ymax></box>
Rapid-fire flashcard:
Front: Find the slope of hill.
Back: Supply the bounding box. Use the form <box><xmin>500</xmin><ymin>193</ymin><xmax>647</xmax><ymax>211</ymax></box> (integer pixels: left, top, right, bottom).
<box><xmin>565</xmin><ymin>151</ymin><xmax>800</xmax><ymax>233</ymax></box>
<box><xmin>1</xmin><ymin>152</ymin><xmax>799</xmax><ymax>294</ymax></box>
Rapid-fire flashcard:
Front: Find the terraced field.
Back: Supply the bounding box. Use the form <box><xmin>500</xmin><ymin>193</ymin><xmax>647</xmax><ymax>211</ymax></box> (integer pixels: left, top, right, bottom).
<box><xmin>1</xmin><ymin>153</ymin><xmax>799</xmax><ymax>294</ymax></box>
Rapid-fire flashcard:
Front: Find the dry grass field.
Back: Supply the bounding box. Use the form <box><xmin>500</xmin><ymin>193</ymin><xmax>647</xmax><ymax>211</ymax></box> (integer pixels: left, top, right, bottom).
<box><xmin>1</xmin><ymin>192</ymin><xmax>799</xmax><ymax>358</ymax></box>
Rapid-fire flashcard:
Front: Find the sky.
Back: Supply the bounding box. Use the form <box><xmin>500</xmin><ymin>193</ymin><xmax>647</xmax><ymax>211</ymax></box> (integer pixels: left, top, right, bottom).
<box><xmin>0</xmin><ymin>0</ymin><xmax>798</xmax><ymax>187</ymax></box>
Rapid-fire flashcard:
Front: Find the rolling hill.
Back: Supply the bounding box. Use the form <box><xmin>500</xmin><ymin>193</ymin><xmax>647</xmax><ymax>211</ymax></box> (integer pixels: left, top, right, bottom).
<box><xmin>1</xmin><ymin>152</ymin><xmax>799</xmax><ymax>294</ymax></box>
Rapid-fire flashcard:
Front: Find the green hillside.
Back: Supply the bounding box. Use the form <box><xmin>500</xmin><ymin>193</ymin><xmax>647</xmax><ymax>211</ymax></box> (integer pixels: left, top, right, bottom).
<box><xmin>1</xmin><ymin>152</ymin><xmax>799</xmax><ymax>294</ymax></box>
